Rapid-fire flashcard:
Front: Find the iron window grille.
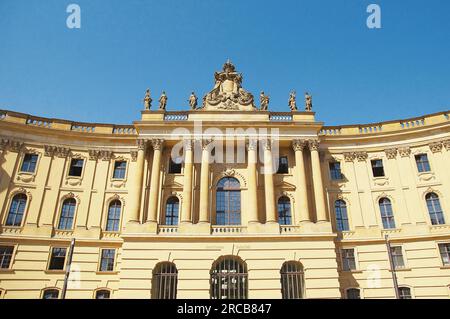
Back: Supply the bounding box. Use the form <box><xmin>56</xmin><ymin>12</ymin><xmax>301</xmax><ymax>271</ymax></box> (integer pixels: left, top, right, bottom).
<box><xmin>210</xmin><ymin>257</ymin><xmax>248</xmax><ymax>299</ymax></box>
<box><xmin>398</xmin><ymin>287</ymin><xmax>412</xmax><ymax>299</ymax></box>
<box><xmin>152</xmin><ymin>262</ymin><xmax>178</xmax><ymax>299</ymax></box>
<box><xmin>42</xmin><ymin>289</ymin><xmax>59</xmax><ymax>299</ymax></box>
<box><xmin>280</xmin><ymin>261</ymin><xmax>304</xmax><ymax>299</ymax></box>
<box><xmin>95</xmin><ymin>290</ymin><xmax>111</xmax><ymax>299</ymax></box>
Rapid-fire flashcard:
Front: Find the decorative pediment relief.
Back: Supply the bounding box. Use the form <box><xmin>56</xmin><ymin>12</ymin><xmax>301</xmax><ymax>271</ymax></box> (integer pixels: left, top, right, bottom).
<box><xmin>274</xmin><ymin>180</ymin><xmax>296</xmax><ymax>190</ymax></box>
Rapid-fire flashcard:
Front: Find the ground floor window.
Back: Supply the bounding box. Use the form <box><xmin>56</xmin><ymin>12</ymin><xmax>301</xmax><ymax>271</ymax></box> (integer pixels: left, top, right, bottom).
<box><xmin>210</xmin><ymin>256</ymin><xmax>248</xmax><ymax>299</ymax></box>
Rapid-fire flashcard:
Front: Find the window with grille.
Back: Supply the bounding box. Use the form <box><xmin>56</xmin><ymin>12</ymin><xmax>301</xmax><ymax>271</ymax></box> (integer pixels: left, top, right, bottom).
<box><xmin>341</xmin><ymin>249</ymin><xmax>356</xmax><ymax>271</ymax></box>
<box><xmin>68</xmin><ymin>158</ymin><xmax>84</xmax><ymax>177</ymax></box>
<box><xmin>58</xmin><ymin>198</ymin><xmax>76</xmax><ymax>230</ymax></box>
<box><xmin>42</xmin><ymin>289</ymin><xmax>59</xmax><ymax>299</ymax></box>
<box><xmin>335</xmin><ymin>200</ymin><xmax>349</xmax><ymax>231</ymax></box>
<box><xmin>95</xmin><ymin>290</ymin><xmax>111</xmax><ymax>299</ymax></box>
<box><xmin>280</xmin><ymin>261</ymin><xmax>304</xmax><ymax>299</ymax></box>
<box><xmin>99</xmin><ymin>249</ymin><xmax>115</xmax><ymax>272</ymax></box>
<box><xmin>371</xmin><ymin>159</ymin><xmax>385</xmax><ymax>177</ymax></box>
<box><xmin>277</xmin><ymin>197</ymin><xmax>292</xmax><ymax>225</ymax></box>
<box><xmin>20</xmin><ymin>154</ymin><xmax>38</xmax><ymax>173</ymax></box>
<box><xmin>165</xmin><ymin>197</ymin><xmax>179</xmax><ymax>226</ymax></box>
<box><xmin>379</xmin><ymin>198</ymin><xmax>396</xmax><ymax>229</ymax></box>
<box><xmin>152</xmin><ymin>262</ymin><xmax>178</xmax><ymax>299</ymax></box>
<box><xmin>48</xmin><ymin>247</ymin><xmax>67</xmax><ymax>270</ymax></box>
<box><xmin>329</xmin><ymin>162</ymin><xmax>342</xmax><ymax>180</ymax></box>
<box><xmin>0</xmin><ymin>246</ymin><xmax>14</xmax><ymax>269</ymax></box>
<box><xmin>438</xmin><ymin>243</ymin><xmax>450</xmax><ymax>266</ymax></box>
<box><xmin>210</xmin><ymin>256</ymin><xmax>248</xmax><ymax>299</ymax></box>
<box><xmin>113</xmin><ymin>161</ymin><xmax>127</xmax><ymax>179</ymax></box>
<box><xmin>216</xmin><ymin>177</ymin><xmax>241</xmax><ymax>225</ymax></box>
<box><xmin>426</xmin><ymin>193</ymin><xmax>445</xmax><ymax>225</ymax></box>
<box><xmin>6</xmin><ymin>194</ymin><xmax>27</xmax><ymax>227</ymax></box>
<box><xmin>106</xmin><ymin>200</ymin><xmax>121</xmax><ymax>231</ymax></box>
<box><xmin>398</xmin><ymin>287</ymin><xmax>412</xmax><ymax>299</ymax></box>
<box><xmin>346</xmin><ymin>288</ymin><xmax>361</xmax><ymax>299</ymax></box>
<box><xmin>277</xmin><ymin>156</ymin><xmax>289</xmax><ymax>174</ymax></box>
<box><xmin>390</xmin><ymin>246</ymin><xmax>405</xmax><ymax>269</ymax></box>
<box><xmin>415</xmin><ymin>154</ymin><xmax>431</xmax><ymax>172</ymax></box>
<box><xmin>168</xmin><ymin>157</ymin><xmax>182</xmax><ymax>174</ymax></box>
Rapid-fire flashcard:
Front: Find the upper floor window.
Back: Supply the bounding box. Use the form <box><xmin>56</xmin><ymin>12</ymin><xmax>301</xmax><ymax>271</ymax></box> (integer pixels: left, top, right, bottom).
<box><xmin>58</xmin><ymin>198</ymin><xmax>76</xmax><ymax>230</ymax></box>
<box><xmin>152</xmin><ymin>262</ymin><xmax>178</xmax><ymax>299</ymax></box>
<box><xmin>0</xmin><ymin>246</ymin><xmax>14</xmax><ymax>269</ymax></box>
<box><xmin>6</xmin><ymin>193</ymin><xmax>27</xmax><ymax>227</ymax></box>
<box><xmin>398</xmin><ymin>287</ymin><xmax>412</xmax><ymax>299</ymax></box>
<box><xmin>371</xmin><ymin>159</ymin><xmax>385</xmax><ymax>177</ymax></box>
<box><xmin>277</xmin><ymin>196</ymin><xmax>292</xmax><ymax>225</ymax></box>
<box><xmin>113</xmin><ymin>161</ymin><xmax>127</xmax><ymax>179</ymax></box>
<box><xmin>415</xmin><ymin>154</ymin><xmax>431</xmax><ymax>172</ymax></box>
<box><xmin>48</xmin><ymin>247</ymin><xmax>67</xmax><ymax>270</ymax></box>
<box><xmin>216</xmin><ymin>177</ymin><xmax>241</xmax><ymax>226</ymax></box>
<box><xmin>106</xmin><ymin>200</ymin><xmax>121</xmax><ymax>232</ymax></box>
<box><xmin>95</xmin><ymin>290</ymin><xmax>111</xmax><ymax>299</ymax></box>
<box><xmin>335</xmin><ymin>200</ymin><xmax>349</xmax><ymax>232</ymax></box>
<box><xmin>379</xmin><ymin>198</ymin><xmax>396</xmax><ymax>229</ymax></box>
<box><xmin>341</xmin><ymin>249</ymin><xmax>356</xmax><ymax>271</ymax></box>
<box><xmin>168</xmin><ymin>157</ymin><xmax>182</xmax><ymax>174</ymax></box>
<box><xmin>99</xmin><ymin>249</ymin><xmax>115</xmax><ymax>272</ymax></box>
<box><xmin>280</xmin><ymin>261</ymin><xmax>304</xmax><ymax>299</ymax></box>
<box><xmin>438</xmin><ymin>243</ymin><xmax>450</xmax><ymax>266</ymax></box>
<box><xmin>346</xmin><ymin>288</ymin><xmax>361</xmax><ymax>299</ymax></box>
<box><xmin>390</xmin><ymin>246</ymin><xmax>405</xmax><ymax>269</ymax></box>
<box><xmin>20</xmin><ymin>154</ymin><xmax>38</xmax><ymax>173</ymax></box>
<box><xmin>211</xmin><ymin>256</ymin><xmax>248</xmax><ymax>299</ymax></box>
<box><xmin>42</xmin><ymin>289</ymin><xmax>59</xmax><ymax>299</ymax></box>
<box><xmin>277</xmin><ymin>156</ymin><xmax>289</xmax><ymax>174</ymax></box>
<box><xmin>68</xmin><ymin>158</ymin><xmax>84</xmax><ymax>177</ymax></box>
<box><xmin>426</xmin><ymin>193</ymin><xmax>445</xmax><ymax>225</ymax></box>
<box><xmin>329</xmin><ymin>162</ymin><xmax>342</xmax><ymax>181</ymax></box>
<box><xmin>165</xmin><ymin>197</ymin><xmax>179</xmax><ymax>226</ymax></box>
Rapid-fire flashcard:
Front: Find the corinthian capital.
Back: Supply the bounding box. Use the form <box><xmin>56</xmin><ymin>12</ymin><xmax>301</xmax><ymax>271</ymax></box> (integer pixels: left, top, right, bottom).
<box><xmin>398</xmin><ymin>147</ymin><xmax>411</xmax><ymax>157</ymax></box>
<box><xmin>261</xmin><ymin>139</ymin><xmax>273</xmax><ymax>151</ymax></box>
<box><xmin>355</xmin><ymin>151</ymin><xmax>368</xmax><ymax>162</ymax></box>
<box><xmin>183</xmin><ymin>139</ymin><xmax>193</xmax><ymax>151</ymax></box>
<box><xmin>308</xmin><ymin>139</ymin><xmax>320</xmax><ymax>151</ymax></box>
<box><xmin>151</xmin><ymin>139</ymin><xmax>164</xmax><ymax>150</ymax></box>
<box><xmin>292</xmin><ymin>139</ymin><xmax>307</xmax><ymax>152</ymax></box>
<box><xmin>246</xmin><ymin>139</ymin><xmax>258</xmax><ymax>151</ymax></box>
<box><xmin>343</xmin><ymin>152</ymin><xmax>356</xmax><ymax>162</ymax></box>
<box><xmin>429</xmin><ymin>142</ymin><xmax>443</xmax><ymax>153</ymax></box>
<box><xmin>384</xmin><ymin>148</ymin><xmax>398</xmax><ymax>159</ymax></box>
<box><xmin>443</xmin><ymin>140</ymin><xmax>450</xmax><ymax>151</ymax></box>
<box><xmin>200</xmin><ymin>138</ymin><xmax>214</xmax><ymax>150</ymax></box>
<box><xmin>137</xmin><ymin>139</ymin><xmax>147</xmax><ymax>151</ymax></box>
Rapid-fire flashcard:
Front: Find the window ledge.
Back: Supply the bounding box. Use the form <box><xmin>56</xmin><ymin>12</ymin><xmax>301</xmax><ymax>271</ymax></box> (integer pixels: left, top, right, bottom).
<box><xmin>96</xmin><ymin>271</ymin><xmax>118</xmax><ymax>275</ymax></box>
<box><xmin>0</xmin><ymin>269</ymin><xmax>15</xmax><ymax>273</ymax></box>
<box><xmin>341</xmin><ymin>270</ymin><xmax>363</xmax><ymax>274</ymax></box>
<box><xmin>440</xmin><ymin>266</ymin><xmax>450</xmax><ymax>270</ymax></box>
<box><xmin>389</xmin><ymin>268</ymin><xmax>411</xmax><ymax>272</ymax></box>
<box><xmin>45</xmin><ymin>270</ymin><xmax>65</xmax><ymax>274</ymax></box>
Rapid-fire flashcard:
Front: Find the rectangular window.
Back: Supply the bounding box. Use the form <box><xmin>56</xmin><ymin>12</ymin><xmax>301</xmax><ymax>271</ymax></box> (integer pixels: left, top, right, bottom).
<box><xmin>438</xmin><ymin>243</ymin><xmax>450</xmax><ymax>266</ymax></box>
<box><xmin>341</xmin><ymin>249</ymin><xmax>356</xmax><ymax>271</ymax></box>
<box><xmin>329</xmin><ymin>162</ymin><xmax>342</xmax><ymax>180</ymax></box>
<box><xmin>48</xmin><ymin>247</ymin><xmax>67</xmax><ymax>270</ymax></box>
<box><xmin>20</xmin><ymin>154</ymin><xmax>38</xmax><ymax>173</ymax></box>
<box><xmin>68</xmin><ymin>159</ymin><xmax>84</xmax><ymax>177</ymax></box>
<box><xmin>277</xmin><ymin>156</ymin><xmax>289</xmax><ymax>174</ymax></box>
<box><xmin>390</xmin><ymin>246</ymin><xmax>405</xmax><ymax>269</ymax></box>
<box><xmin>168</xmin><ymin>157</ymin><xmax>182</xmax><ymax>174</ymax></box>
<box><xmin>0</xmin><ymin>246</ymin><xmax>14</xmax><ymax>269</ymax></box>
<box><xmin>113</xmin><ymin>161</ymin><xmax>127</xmax><ymax>179</ymax></box>
<box><xmin>99</xmin><ymin>249</ymin><xmax>115</xmax><ymax>272</ymax></box>
<box><xmin>415</xmin><ymin>154</ymin><xmax>431</xmax><ymax>173</ymax></box>
<box><xmin>371</xmin><ymin>159</ymin><xmax>385</xmax><ymax>177</ymax></box>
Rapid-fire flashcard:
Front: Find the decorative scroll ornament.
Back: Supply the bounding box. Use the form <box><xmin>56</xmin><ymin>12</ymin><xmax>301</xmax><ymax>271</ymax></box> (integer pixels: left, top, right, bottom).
<box><xmin>202</xmin><ymin>60</ymin><xmax>256</xmax><ymax>111</ymax></box>
<box><xmin>398</xmin><ymin>147</ymin><xmax>411</xmax><ymax>157</ymax></box>
<box><xmin>45</xmin><ymin>146</ymin><xmax>70</xmax><ymax>158</ymax></box>
<box><xmin>429</xmin><ymin>142</ymin><xmax>443</xmax><ymax>153</ymax></box>
<box><xmin>384</xmin><ymin>148</ymin><xmax>398</xmax><ymax>159</ymax></box>
<box><xmin>355</xmin><ymin>151</ymin><xmax>368</xmax><ymax>161</ymax></box>
<box><xmin>292</xmin><ymin>139</ymin><xmax>307</xmax><ymax>152</ymax></box>
<box><xmin>343</xmin><ymin>152</ymin><xmax>356</xmax><ymax>162</ymax></box>
<box><xmin>443</xmin><ymin>140</ymin><xmax>450</xmax><ymax>151</ymax></box>
<box><xmin>88</xmin><ymin>150</ymin><xmax>100</xmax><ymax>161</ymax></box>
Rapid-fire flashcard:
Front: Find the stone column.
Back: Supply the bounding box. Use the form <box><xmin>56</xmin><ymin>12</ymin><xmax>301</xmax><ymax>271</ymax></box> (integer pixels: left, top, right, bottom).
<box><xmin>147</xmin><ymin>139</ymin><xmax>164</xmax><ymax>223</ymax></box>
<box><xmin>263</xmin><ymin>140</ymin><xmax>277</xmax><ymax>223</ymax></box>
<box><xmin>309</xmin><ymin>140</ymin><xmax>327</xmax><ymax>222</ymax></box>
<box><xmin>128</xmin><ymin>139</ymin><xmax>147</xmax><ymax>223</ymax></box>
<box><xmin>181</xmin><ymin>139</ymin><xmax>194</xmax><ymax>223</ymax></box>
<box><xmin>292</xmin><ymin>139</ymin><xmax>311</xmax><ymax>223</ymax></box>
<box><xmin>199</xmin><ymin>139</ymin><xmax>213</xmax><ymax>223</ymax></box>
<box><xmin>247</xmin><ymin>139</ymin><xmax>259</xmax><ymax>224</ymax></box>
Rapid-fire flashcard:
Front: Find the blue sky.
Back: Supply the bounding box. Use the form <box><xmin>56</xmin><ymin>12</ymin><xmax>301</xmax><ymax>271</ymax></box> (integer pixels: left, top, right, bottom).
<box><xmin>0</xmin><ymin>0</ymin><xmax>449</xmax><ymax>125</ymax></box>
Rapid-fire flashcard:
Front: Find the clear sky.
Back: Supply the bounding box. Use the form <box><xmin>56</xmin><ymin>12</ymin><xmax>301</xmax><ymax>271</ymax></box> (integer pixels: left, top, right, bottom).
<box><xmin>0</xmin><ymin>0</ymin><xmax>449</xmax><ymax>125</ymax></box>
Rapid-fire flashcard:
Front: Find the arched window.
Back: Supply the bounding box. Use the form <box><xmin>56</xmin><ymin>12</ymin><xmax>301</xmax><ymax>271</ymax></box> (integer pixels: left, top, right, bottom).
<box><xmin>6</xmin><ymin>194</ymin><xmax>27</xmax><ymax>226</ymax></box>
<box><xmin>95</xmin><ymin>289</ymin><xmax>111</xmax><ymax>299</ymax></box>
<box><xmin>216</xmin><ymin>177</ymin><xmax>241</xmax><ymax>225</ymax></box>
<box><xmin>426</xmin><ymin>193</ymin><xmax>445</xmax><ymax>225</ymax></box>
<box><xmin>280</xmin><ymin>261</ymin><xmax>304</xmax><ymax>299</ymax></box>
<box><xmin>346</xmin><ymin>288</ymin><xmax>361</xmax><ymax>299</ymax></box>
<box><xmin>335</xmin><ymin>200</ymin><xmax>349</xmax><ymax>231</ymax></box>
<box><xmin>58</xmin><ymin>198</ymin><xmax>76</xmax><ymax>230</ymax></box>
<box><xmin>210</xmin><ymin>256</ymin><xmax>247</xmax><ymax>299</ymax></box>
<box><xmin>42</xmin><ymin>288</ymin><xmax>59</xmax><ymax>299</ymax></box>
<box><xmin>379</xmin><ymin>198</ymin><xmax>396</xmax><ymax>229</ymax></box>
<box><xmin>152</xmin><ymin>262</ymin><xmax>178</xmax><ymax>299</ymax></box>
<box><xmin>398</xmin><ymin>287</ymin><xmax>412</xmax><ymax>299</ymax></box>
<box><xmin>106</xmin><ymin>200</ymin><xmax>121</xmax><ymax>232</ymax></box>
<box><xmin>165</xmin><ymin>197</ymin><xmax>179</xmax><ymax>226</ymax></box>
<box><xmin>278</xmin><ymin>197</ymin><xmax>292</xmax><ymax>225</ymax></box>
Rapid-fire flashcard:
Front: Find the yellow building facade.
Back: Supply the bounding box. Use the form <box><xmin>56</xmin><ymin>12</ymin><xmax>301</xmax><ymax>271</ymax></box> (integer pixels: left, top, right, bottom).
<box><xmin>0</xmin><ymin>62</ymin><xmax>449</xmax><ymax>299</ymax></box>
